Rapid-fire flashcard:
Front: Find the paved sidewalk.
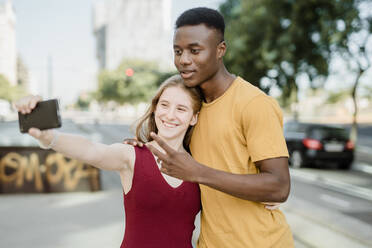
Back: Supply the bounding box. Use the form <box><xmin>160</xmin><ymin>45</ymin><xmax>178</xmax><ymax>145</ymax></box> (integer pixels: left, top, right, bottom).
<box><xmin>1</xmin><ymin>169</ymin><xmax>371</xmax><ymax>248</ymax></box>
<box><xmin>283</xmin><ymin>196</ymin><xmax>372</xmax><ymax>248</ymax></box>
<box><xmin>0</xmin><ymin>189</ymin><xmax>306</xmax><ymax>248</ymax></box>
<box><xmin>0</xmin><ymin>190</ymin><xmax>124</xmax><ymax>248</ymax></box>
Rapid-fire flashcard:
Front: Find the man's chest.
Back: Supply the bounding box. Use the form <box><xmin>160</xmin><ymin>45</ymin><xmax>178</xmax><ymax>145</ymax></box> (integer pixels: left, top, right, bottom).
<box><xmin>193</xmin><ymin>107</ymin><xmax>245</xmax><ymax>145</ymax></box>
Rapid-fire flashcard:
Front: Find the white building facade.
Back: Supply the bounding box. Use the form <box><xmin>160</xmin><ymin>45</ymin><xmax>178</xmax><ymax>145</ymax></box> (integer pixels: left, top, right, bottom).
<box><xmin>0</xmin><ymin>0</ymin><xmax>16</xmax><ymax>85</ymax></box>
<box><xmin>93</xmin><ymin>0</ymin><xmax>173</xmax><ymax>71</ymax></box>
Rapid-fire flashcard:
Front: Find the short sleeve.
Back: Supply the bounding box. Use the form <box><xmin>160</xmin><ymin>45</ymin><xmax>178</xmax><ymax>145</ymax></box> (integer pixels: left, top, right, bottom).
<box><xmin>242</xmin><ymin>95</ymin><xmax>289</xmax><ymax>162</ymax></box>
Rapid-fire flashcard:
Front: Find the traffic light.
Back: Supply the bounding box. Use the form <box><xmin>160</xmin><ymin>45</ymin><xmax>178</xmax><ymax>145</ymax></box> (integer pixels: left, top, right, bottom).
<box><xmin>125</xmin><ymin>68</ymin><xmax>134</xmax><ymax>77</ymax></box>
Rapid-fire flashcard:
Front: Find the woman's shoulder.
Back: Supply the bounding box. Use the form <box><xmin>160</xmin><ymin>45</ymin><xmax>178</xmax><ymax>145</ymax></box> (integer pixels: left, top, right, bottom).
<box><xmin>109</xmin><ymin>142</ymin><xmax>135</xmax><ymax>152</ymax></box>
<box><xmin>109</xmin><ymin>143</ymin><xmax>136</xmax><ymax>169</ymax></box>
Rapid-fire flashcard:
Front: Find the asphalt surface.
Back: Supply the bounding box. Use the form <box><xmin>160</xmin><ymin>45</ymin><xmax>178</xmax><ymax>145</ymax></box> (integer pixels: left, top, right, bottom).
<box><xmin>1</xmin><ymin>119</ymin><xmax>372</xmax><ymax>247</ymax></box>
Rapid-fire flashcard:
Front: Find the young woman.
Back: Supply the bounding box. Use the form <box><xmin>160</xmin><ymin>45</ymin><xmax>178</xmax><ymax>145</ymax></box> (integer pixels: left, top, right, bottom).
<box><xmin>14</xmin><ymin>75</ymin><xmax>203</xmax><ymax>248</ymax></box>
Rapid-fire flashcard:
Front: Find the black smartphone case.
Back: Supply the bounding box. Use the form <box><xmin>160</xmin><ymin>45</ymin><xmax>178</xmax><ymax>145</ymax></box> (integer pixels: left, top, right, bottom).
<box><xmin>18</xmin><ymin>99</ymin><xmax>62</xmax><ymax>133</ymax></box>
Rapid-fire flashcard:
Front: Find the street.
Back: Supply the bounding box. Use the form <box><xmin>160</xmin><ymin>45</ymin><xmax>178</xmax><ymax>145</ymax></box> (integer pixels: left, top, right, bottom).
<box><xmin>1</xmin><ymin>119</ymin><xmax>372</xmax><ymax>247</ymax></box>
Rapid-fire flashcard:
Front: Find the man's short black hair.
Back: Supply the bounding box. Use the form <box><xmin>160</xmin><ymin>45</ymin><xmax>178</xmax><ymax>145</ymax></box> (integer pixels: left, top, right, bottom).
<box><xmin>175</xmin><ymin>7</ymin><xmax>225</xmax><ymax>40</ymax></box>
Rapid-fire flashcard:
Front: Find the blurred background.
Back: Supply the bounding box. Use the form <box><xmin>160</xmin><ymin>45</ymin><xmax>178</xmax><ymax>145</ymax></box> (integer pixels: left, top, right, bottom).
<box><xmin>0</xmin><ymin>0</ymin><xmax>371</xmax><ymax>247</ymax></box>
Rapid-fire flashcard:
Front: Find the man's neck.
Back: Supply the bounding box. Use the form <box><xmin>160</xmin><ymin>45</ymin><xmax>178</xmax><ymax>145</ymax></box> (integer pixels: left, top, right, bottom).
<box><xmin>200</xmin><ymin>67</ymin><xmax>236</xmax><ymax>103</ymax></box>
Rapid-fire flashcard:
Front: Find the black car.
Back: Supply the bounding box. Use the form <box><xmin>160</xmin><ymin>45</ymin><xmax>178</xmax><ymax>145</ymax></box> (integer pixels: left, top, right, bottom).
<box><xmin>284</xmin><ymin>121</ymin><xmax>354</xmax><ymax>170</ymax></box>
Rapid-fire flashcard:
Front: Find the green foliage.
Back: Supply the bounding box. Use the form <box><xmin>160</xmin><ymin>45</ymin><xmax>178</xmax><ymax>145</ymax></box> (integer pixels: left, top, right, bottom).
<box><xmin>75</xmin><ymin>93</ymin><xmax>93</xmax><ymax>110</ymax></box>
<box><xmin>0</xmin><ymin>75</ymin><xmax>11</xmax><ymax>100</ymax></box>
<box><xmin>220</xmin><ymin>0</ymin><xmax>361</xmax><ymax>107</ymax></box>
<box><xmin>153</xmin><ymin>70</ymin><xmax>178</xmax><ymax>88</ymax></box>
<box><xmin>95</xmin><ymin>59</ymin><xmax>172</xmax><ymax>104</ymax></box>
<box><xmin>0</xmin><ymin>74</ymin><xmax>27</xmax><ymax>102</ymax></box>
<box><xmin>360</xmin><ymin>84</ymin><xmax>372</xmax><ymax>100</ymax></box>
<box><xmin>326</xmin><ymin>90</ymin><xmax>350</xmax><ymax>104</ymax></box>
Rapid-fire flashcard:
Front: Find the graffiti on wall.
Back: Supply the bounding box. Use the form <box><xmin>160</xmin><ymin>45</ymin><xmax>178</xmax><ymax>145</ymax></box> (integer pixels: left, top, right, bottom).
<box><xmin>0</xmin><ymin>147</ymin><xmax>100</xmax><ymax>193</ymax></box>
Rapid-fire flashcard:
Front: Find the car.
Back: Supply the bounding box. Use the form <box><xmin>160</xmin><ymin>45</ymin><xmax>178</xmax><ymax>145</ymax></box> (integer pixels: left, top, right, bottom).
<box><xmin>284</xmin><ymin>121</ymin><xmax>354</xmax><ymax>170</ymax></box>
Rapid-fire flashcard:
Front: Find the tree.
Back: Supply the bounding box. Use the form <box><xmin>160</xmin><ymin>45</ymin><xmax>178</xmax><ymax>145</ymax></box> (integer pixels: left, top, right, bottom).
<box><xmin>17</xmin><ymin>57</ymin><xmax>29</xmax><ymax>87</ymax></box>
<box><xmin>0</xmin><ymin>74</ymin><xmax>26</xmax><ymax>102</ymax></box>
<box><xmin>0</xmin><ymin>75</ymin><xmax>11</xmax><ymax>100</ymax></box>
<box><xmin>335</xmin><ymin>1</ymin><xmax>372</xmax><ymax>142</ymax></box>
<box><xmin>219</xmin><ymin>0</ymin><xmax>361</xmax><ymax>111</ymax></box>
<box><xmin>361</xmin><ymin>84</ymin><xmax>372</xmax><ymax>100</ymax></box>
<box><xmin>75</xmin><ymin>92</ymin><xmax>93</xmax><ymax>110</ymax></box>
<box><xmin>153</xmin><ymin>70</ymin><xmax>178</xmax><ymax>88</ymax></box>
<box><xmin>326</xmin><ymin>89</ymin><xmax>350</xmax><ymax>104</ymax></box>
<box><xmin>95</xmin><ymin>59</ymin><xmax>164</xmax><ymax>105</ymax></box>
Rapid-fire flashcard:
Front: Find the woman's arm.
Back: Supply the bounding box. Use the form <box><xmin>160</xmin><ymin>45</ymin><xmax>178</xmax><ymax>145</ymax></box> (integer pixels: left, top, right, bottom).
<box><xmin>29</xmin><ymin>128</ymin><xmax>134</xmax><ymax>172</ymax></box>
<box><xmin>14</xmin><ymin>95</ymin><xmax>135</xmax><ymax>172</ymax></box>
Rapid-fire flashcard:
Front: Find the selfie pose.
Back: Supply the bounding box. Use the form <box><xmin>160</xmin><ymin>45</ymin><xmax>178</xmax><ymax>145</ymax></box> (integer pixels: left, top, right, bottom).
<box><xmin>138</xmin><ymin>7</ymin><xmax>294</xmax><ymax>248</ymax></box>
<box><xmin>14</xmin><ymin>75</ymin><xmax>202</xmax><ymax>248</ymax></box>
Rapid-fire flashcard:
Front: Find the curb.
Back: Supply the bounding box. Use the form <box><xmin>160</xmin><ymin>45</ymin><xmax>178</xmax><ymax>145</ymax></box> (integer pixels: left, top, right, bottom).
<box><xmin>282</xmin><ymin>197</ymin><xmax>372</xmax><ymax>248</ymax></box>
<box><xmin>353</xmin><ymin>162</ymin><xmax>372</xmax><ymax>174</ymax></box>
<box><xmin>357</xmin><ymin>145</ymin><xmax>372</xmax><ymax>154</ymax></box>
<box><xmin>290</xmin><ymin>168</ymin><xmax>372</xmax><ymax>202</ymax></box>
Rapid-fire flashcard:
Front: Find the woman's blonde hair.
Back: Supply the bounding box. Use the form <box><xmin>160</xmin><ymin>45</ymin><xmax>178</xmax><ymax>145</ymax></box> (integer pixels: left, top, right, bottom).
<box><xmin>135</xmin><ymin>74</ymin><xmax>202</xmax><ymax>149</ymax></box>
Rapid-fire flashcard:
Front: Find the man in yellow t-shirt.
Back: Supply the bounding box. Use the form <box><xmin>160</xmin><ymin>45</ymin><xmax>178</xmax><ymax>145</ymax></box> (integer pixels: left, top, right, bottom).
<box><xmin>147</xmin><ymin>7</ymin><xmax>294</xmax><ymax>248</ymax></box>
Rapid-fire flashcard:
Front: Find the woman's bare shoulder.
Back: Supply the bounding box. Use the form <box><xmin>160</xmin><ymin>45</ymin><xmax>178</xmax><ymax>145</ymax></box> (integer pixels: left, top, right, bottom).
<box><xmin>109</xmin><ymin>143</ymin><xmax>136</xmax><ymax>170</ymax></box>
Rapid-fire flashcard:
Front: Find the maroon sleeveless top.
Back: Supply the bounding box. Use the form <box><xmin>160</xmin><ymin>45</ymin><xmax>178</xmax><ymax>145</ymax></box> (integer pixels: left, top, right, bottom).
<box><xmin>120</xmin><ymin>146</ymin><xmax>201</xmax><ymax>248</ymax></box>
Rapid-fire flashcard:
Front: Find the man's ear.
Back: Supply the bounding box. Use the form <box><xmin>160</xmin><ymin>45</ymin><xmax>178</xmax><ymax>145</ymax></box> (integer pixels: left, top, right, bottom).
<box><xmin>217</xmin><ymin>41</ymin><xmax>226</xmax><ymax>59</ymax></box>
<box><xmin>190</xmin><ymin>112</ymin><xmax>199</xmax><ymax>126</ymax></box>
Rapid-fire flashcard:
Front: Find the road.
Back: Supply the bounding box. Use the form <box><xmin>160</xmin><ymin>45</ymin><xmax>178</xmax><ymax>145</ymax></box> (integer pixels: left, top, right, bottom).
<box><xmin>87</xmin><ymin>121</ymin><xmax>372</xmax><ymax>247</ymax></box>
<box><xmin>68</xmin><ymin>120</ymin><xmax>372</xmax><ymax>247</ymax></box>
<box><xmin>1</xmin><ymin>119</ymin><xmax>372</xmax><ymax>247</ymax></box>
<box><xmin>352</xmin><ymin>124</ymin><xmax>372</xmax><ymax>147</ymax></box>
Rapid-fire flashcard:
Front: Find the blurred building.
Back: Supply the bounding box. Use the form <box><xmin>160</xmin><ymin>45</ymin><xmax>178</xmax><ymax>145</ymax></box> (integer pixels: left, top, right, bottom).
<box><xmin>0</xmin><ymin>0</ymin><xmax>17</xmax><ymax>85</ymax></box>
<box><xmin>93</xmin><ymin>0</ymin><xmax>173</xmax><ymax>71</ymax></box>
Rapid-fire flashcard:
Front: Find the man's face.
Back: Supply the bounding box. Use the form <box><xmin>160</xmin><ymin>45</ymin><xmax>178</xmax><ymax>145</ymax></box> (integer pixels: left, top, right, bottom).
<box><xmin>173</xmin><ymin>24</ymin><xmax>223</xmax><ymax>88</ymax></box>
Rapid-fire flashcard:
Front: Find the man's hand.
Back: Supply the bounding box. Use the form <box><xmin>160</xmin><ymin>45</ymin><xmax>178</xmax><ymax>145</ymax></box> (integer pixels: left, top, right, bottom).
<box><xmin>262</xmin><ymin>202</ymin><xmax>282</xmax><ymax>210</ymax></box>
<box><xmin>145</xmin><ymin>133</ymin><xmax>290</xmax><ymax>203</ymax></box>
<box><xmin>146</xmin><ymin>132</ymin><xmax>202</xmax><ymax>182</ymax></box>
<box><xmin>122</xmin><ymin>138</ymin><xmax>143</xmax><ymax>147</ymax></box>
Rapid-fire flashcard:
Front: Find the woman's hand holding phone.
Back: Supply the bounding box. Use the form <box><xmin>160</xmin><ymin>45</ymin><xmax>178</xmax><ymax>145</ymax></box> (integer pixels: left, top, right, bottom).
<box><xmin>14</xmin><ymin>95</ymin><xmax>58</xmax><ymax>149</ymax></box>
<box><xmin>13</xmin><ymin>95</ymin><xmax>42</xmax><ymax>114</ymax></box>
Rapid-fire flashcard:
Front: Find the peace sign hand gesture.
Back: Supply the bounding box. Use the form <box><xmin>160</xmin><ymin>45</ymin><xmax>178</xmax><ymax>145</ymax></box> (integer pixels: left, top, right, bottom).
<box><xmin>146</xmin><ymin>132</ymin><xmax>203</xmax><ymax>183</ymax></box>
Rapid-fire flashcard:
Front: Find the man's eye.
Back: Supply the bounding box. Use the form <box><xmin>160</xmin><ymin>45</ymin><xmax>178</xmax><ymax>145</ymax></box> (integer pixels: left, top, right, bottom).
<box><xmin>174</xmin><ymin>50</ymin><xmax>182</xmax><ymax>55</ymax></box>
<box><xmin>191</xmin><ymin>49</ymin><xmax>199</xmax><ymax>54</ymax></box>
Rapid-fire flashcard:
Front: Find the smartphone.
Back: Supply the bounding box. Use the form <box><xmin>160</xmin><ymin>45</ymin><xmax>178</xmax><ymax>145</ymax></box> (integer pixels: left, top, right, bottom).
<box><xmin>18</xmin><ymin>99</ymin><xmax>62</xmax><ymax>133</ymax></box>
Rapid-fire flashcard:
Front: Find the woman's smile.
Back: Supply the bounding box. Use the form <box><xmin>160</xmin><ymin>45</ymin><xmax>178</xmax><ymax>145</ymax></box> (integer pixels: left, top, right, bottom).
<box><xmin>161</xmin><ymin>120</ymin><xmax>179</xmax><ymax>128</ymax></box>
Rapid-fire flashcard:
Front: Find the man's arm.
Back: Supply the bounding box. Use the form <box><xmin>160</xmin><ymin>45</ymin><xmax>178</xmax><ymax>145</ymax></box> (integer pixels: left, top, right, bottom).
<box><xmin>195</xmin><ymin>157</ymin><xmax>290</xmax><ymax>202</ymax></box>
<box><xmin>147</xmin><ymin>132</ymin><xmax>290</xmax><ymax>203</ymax></box>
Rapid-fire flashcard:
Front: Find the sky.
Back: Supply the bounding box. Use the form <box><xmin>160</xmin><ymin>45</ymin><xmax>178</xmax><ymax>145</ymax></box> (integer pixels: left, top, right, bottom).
<box><xmin>10</xmin><ymin>0</ymin><xmax>223</xmax><ymax>106</ymax></box>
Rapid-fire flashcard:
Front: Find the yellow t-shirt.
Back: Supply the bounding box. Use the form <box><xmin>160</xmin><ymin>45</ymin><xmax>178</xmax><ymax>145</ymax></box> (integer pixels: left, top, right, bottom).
<box><xmin>190</xmin><ymin>77</ymin><xmax>294</xmax><ymax>248</ymax></box>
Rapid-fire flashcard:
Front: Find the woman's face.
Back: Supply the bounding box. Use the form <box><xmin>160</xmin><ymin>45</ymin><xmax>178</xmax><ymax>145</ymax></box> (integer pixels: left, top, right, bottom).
<box><xmin>154</xmin><ymin>86</ymin><xmax>197</xmax><ymax>141</ymax></box>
